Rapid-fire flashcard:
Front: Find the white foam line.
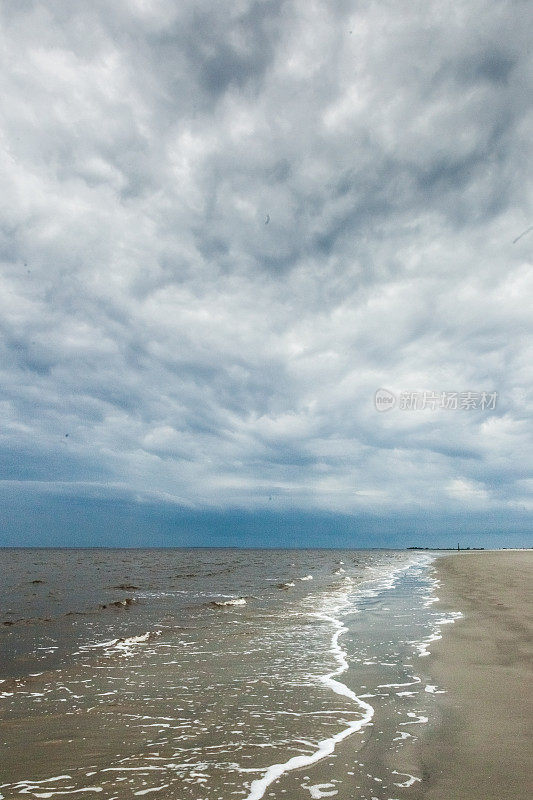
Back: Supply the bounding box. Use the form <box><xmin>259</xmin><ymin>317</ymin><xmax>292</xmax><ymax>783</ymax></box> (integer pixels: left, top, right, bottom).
<box><xmin>243</xmin><ymin>604</ymin><xmax>373</xmax><ymax>800</ymax></box>
<box><xmin>415</xmin><ymin>612</ymin><xmax>463</xmax><ymax>657</ymax></box>
<box><xmin>79</xmin><ymin>631</ymin><xmax>162</xmax><ymax>654</ymax></box>
<box><xmin>243</xmin><ymin>553</ymin><xmax>434</xmax><ymax>800</ymax></box>
<box><xmin>377</xmin><ymin>677</ymin><xmax>421</xmax><ymax>689</ymax></box>
<box><xmin>13</xmin><ymin>777</ymin><xmax>72</xmax><ymax>787</ymax></box>
<box><xmin>392</xmin><ymin>731</ymin><xmax>412</xmax><ymax>741</ymax></box>
<box><xmin>101</xmin><ymin>767</ymin><xmax>166</xmax><ymax>773</ymax></box>
<box><xmin>212</xmin><ymin>598</ymin><xmax>246</xmax><ymax>607</ymax></box>
<box><xmin>31</xmin><ymin>790</ymin><xmax>103</xmax><ymax>798</ymax></box>
<box><xmin>424</xmin><ymin>684</ymin><xmax>444</xmax><ymax>694</ymax></box>
<box><xmin>392</xmin><ymin>770</ymin><xmax>421</xmax><ymax>788</ymax></box>
<box><xmin>399</xmin><ymin>712</ymin><xmax>428</xmax><ymax>725</ymax></box>
<box><xmin>308</xmin><ymin>783</ymin><xmax>338</xmax><ymax>798</ymax></box>
<box><xmin>272</xmin><ymin>710</ymin><xmax>362</xmax><ymax>717</ymax></box>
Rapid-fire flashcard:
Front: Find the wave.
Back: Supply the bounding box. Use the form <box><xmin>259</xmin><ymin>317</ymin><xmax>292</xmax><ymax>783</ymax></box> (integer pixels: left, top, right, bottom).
<box><xmin>211</xmin><ymin>598</ymin><xmax>247</xmax><ymax>607</ymax></box>
<box><xmin>100</xmin><ymin>598</ymin><xmax>136</xmax><ymax>610</ymax></box>
<box><xmin>2</xmin><ymin>596</ymin><xmax>138</xmax><ymax>628</ymax></box>
<box><xmin>242</xmin><ymin>589</ymin><xmax>373</xmax><ymax>800</ymax></box>
<box><xmin>242</xmin><ymin>553</ymin><xmax>445</xmax><ymax>800</ymax></box>
<box><xmin>79</xmin><ymin>630</ymin><xmax>162</xmax><ymax>654</ymax></box>
<box><xmin>108</xmin><ymin>584</ymin><xmax>139</xmax><ymax>591</ymax></box>
<box><xmin>2</xmin><ymin>616</ymin><xmax>52</xmax><ymax>626</ymax></box>
<box><xmin>415</xmin><ymin>611</ymin><xmax>463</xmax><ymax>656</ymax></box>
<box><xmin>114</xmin><ymin>631</ymin><xmax>160</xmax><ymax>649</ymax></box>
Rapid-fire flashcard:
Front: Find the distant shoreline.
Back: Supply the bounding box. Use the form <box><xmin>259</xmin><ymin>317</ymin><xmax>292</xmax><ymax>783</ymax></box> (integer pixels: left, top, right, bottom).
<box><xmin>0</xmin><ymin>545</ymin><xmax>530</xmax><ymax>551</ymax></box>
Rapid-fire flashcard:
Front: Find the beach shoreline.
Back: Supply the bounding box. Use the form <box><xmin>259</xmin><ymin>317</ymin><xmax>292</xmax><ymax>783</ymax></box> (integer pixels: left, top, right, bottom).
<box><xmin>418</xmin><ymin>550</ymin><xmax>533</xmax><ymax>800</ymax></box>
<box><xmin>1</xmin><ymin>549</ymin><xmax>531</xmax><ymax>799</ymax></box>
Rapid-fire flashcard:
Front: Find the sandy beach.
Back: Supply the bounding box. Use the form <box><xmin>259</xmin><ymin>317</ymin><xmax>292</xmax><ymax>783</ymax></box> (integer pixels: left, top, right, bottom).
<box><xmin>419</xmin><ymin>550</ymin><xmax>533</xmax><ymax>800</ymax></box>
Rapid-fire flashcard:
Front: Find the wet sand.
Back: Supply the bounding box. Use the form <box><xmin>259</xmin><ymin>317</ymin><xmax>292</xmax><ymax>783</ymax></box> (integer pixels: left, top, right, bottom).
<box><xmin>420</xmin><ymin>550</ymin><xmax>533</xmax><ymax>800</ymax></box>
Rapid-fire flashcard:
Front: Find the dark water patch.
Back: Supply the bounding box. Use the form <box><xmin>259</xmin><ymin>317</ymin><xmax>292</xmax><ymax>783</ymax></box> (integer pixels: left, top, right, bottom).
<box><xmin>108</xmin><ymin>584</ymin><xmax>139</xmax><ymax>590</ymax></box>
<box><xmin>100</xmin><ymin>597</ymin><xmax>136</xmax><ymax>609</ymax></box>
<box><xmin>2</xmin><ymin>616</ymin><xmax>52</xmax><ymax>626</ymax></box>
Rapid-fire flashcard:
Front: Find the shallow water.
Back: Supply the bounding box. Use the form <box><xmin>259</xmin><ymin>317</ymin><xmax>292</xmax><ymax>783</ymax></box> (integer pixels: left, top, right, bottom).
<box><xmin>0</xmin><ymin>549</ymin><xmax>459</xmax><ymax>799</ymax></box>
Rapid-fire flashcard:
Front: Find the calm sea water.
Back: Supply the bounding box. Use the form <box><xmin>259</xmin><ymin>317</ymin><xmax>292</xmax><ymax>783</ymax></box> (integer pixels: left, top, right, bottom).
<box><xmin>0</xmin><ymin>549</ymin><xmax>460</xmax><ymax>800</ymax></box>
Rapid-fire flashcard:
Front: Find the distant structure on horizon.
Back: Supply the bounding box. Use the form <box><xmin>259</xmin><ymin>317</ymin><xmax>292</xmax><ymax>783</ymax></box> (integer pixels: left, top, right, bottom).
<box><xmin>407</xmin><ymin>546</ymin><xmax>485</xmax><ymax>551</ymax></box>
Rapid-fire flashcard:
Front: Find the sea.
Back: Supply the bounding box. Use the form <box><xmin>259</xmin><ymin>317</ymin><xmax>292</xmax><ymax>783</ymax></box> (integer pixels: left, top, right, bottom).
<box><xmin>0</xmin><ymin>549</ymin><xmax>461</xmax><ymax>800</ymax></box>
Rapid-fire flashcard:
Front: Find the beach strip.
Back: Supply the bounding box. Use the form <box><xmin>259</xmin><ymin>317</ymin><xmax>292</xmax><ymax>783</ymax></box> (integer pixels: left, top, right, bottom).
<box><xmin>420</xmin><ymin>550</ymin><xmax>533</xmax><ymax>800</ymax></box>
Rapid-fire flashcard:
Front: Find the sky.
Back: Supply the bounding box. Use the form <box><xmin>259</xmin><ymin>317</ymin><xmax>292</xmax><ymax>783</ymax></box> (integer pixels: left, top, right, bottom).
<box><xmin>0</xmin><ymin>0</ymin><xmax>532</xmax><ymax>547</ymax></box>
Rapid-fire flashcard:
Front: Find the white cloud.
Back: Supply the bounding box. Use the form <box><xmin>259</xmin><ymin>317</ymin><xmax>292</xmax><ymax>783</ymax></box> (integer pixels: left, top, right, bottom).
<box><xmin>0</xmin><ymin>0</ymin><xmax>531</xmax><ymax>519</ymax></box>
<box><xmin>447</xmin><ymin>478</ymin><xmax>490</xmax><ymax>505</ymax></box>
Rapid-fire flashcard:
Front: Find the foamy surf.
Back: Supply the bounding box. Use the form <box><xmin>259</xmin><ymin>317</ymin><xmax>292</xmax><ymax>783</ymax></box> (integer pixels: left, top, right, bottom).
<box><xmin>392</xmin><ymin>770</ymin><xmax>421</xmax><ymax>788</ymax></box>
<box><xmin>211</xmin><ymin>597</ymin><xmax>247</xmax><ymax>607</ymax></box>
<box><xmin>306</xmin><ymin>783</ymin><xmax>338</xmax><ymax>798</ymax></box>
<box><xmin>243</xmin><ymin>592</ymin><xmax>374</xmax><ymax>800</ymax></box>
<box><xmin>1</xmin><ymin>548</ymin><xmax>463</xmax><ymax>800</ymax></box>
<box><xmin>242</xmin><ymin>552</ymin><xmax>455</xmax><ymax>799</ymax></box>
<box><xmin>415</xmin><ymin>611</ymin><xmax>463</xmax><ymax>657</ymax></box>
<box><xmin>115</xmin><ymin>631</ymin><xmax>162</xmax><ymax>650</ymax></box>
<box><xmin>78</xmin><ymin>631</ymin><xmax>162</xmax><ymax>654</ymax></box>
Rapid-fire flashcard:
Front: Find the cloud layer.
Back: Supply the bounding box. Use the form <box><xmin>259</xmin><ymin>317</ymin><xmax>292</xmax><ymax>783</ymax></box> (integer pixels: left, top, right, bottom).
<box><xmin>1</xmin><ymin>0</ymin><xmax>532</xmax><ymax>526</ymax></box>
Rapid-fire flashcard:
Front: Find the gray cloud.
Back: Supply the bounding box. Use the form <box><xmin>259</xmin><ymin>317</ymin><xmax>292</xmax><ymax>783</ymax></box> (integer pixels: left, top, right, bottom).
<box><xmin>0</xmin><ymin>0</ymin><xmax>532</xmax><ymax>524</ymax></box>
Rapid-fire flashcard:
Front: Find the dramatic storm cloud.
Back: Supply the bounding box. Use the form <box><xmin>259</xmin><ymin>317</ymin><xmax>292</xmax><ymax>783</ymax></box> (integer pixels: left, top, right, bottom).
<box><xmin>0</xmin><ymin>0</ymin><xmax>531</xmax><ymax>542</ymax></box>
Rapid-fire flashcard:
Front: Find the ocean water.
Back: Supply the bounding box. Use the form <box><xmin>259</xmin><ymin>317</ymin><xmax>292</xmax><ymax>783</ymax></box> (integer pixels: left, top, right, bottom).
<box><xmin>0</xmin><ymin>549</ymin><xmax>460</xmax><ymax>800</ymax></box>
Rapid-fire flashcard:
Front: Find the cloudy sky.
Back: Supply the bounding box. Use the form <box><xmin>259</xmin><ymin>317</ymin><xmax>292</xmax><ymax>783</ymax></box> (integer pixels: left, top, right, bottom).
<box><xmin>1</xmin><ymin>0</ymin><xmax>532</xmax><ymax>546</ymax></box>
